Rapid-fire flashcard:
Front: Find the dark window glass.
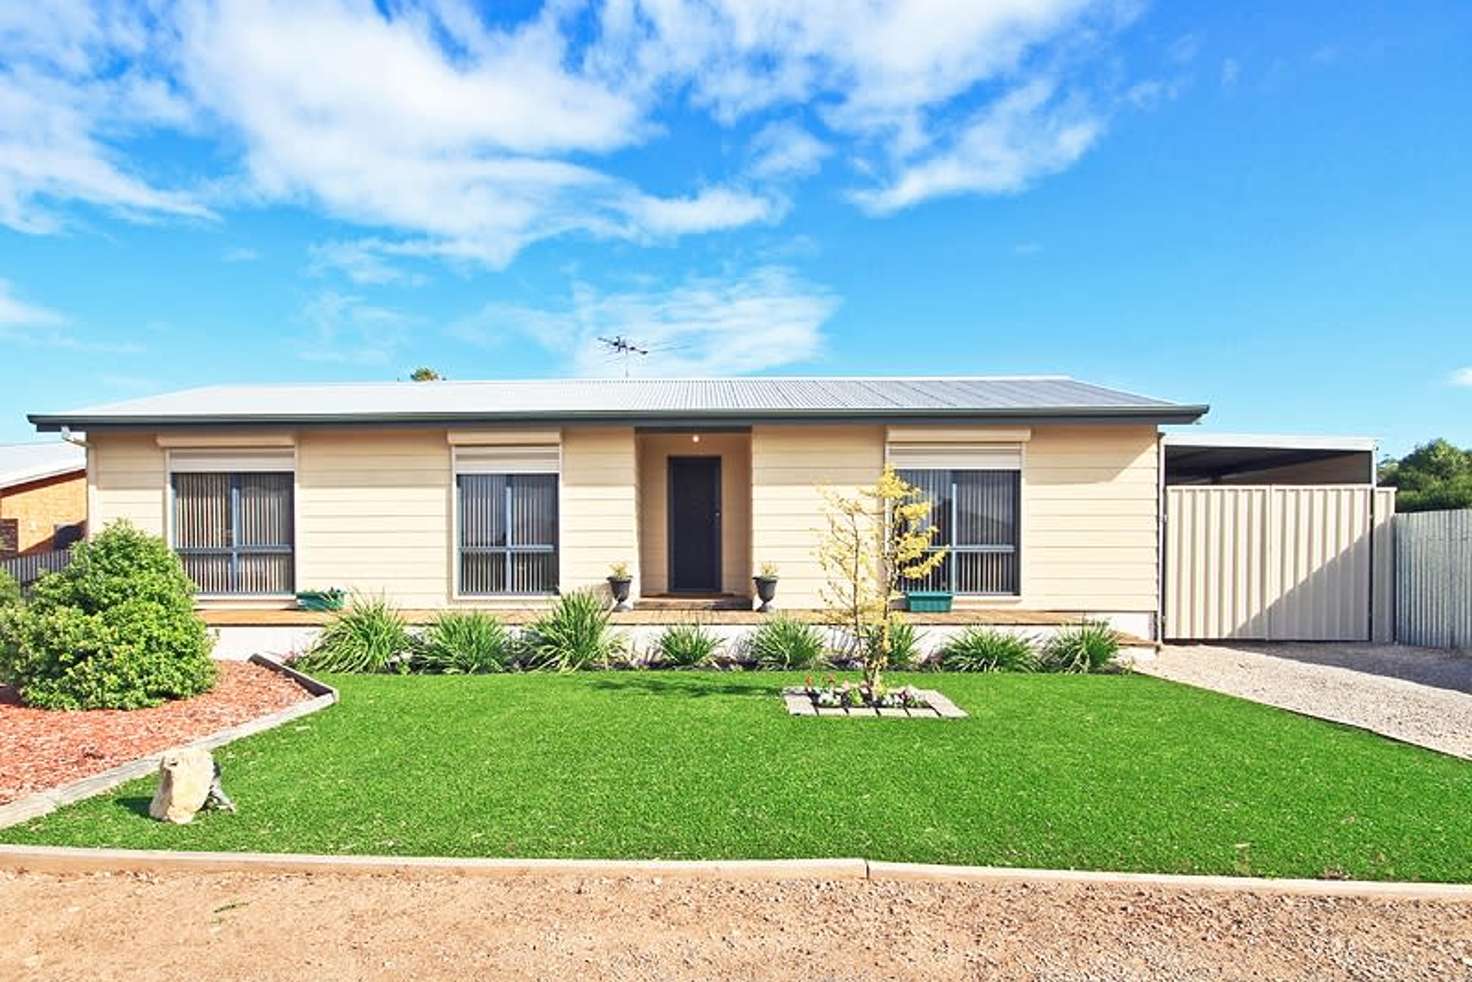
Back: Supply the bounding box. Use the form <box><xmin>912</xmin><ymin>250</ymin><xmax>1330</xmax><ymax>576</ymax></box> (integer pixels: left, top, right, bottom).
<box><xmin>459</xmin><ymin>473</ymin><xmax>558</xmax><ymax>595</ymax></box>
<box><xmin>173</xmin><ymin>472</ymin><xmax>294</xmax><ymax>595</ymax></box>
<box><xmin>898</xmin><ymin>468</ymin><xmax>1019</xmax><ymax>595</ymax></box>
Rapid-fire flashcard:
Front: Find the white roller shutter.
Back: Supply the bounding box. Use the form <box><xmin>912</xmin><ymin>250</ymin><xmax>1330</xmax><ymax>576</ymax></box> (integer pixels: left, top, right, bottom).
<box><xmin>886</xmin><ymin>443</ymin><xmax>1022</xmax><ymax>471</ymax></box>
<box><xmin>454</xmin><ymin>445</ymin><xmax>560</xmax><ymax>474</ymax></box>
<box><xmin>168</xmin><ymin>448</ymin><xmax>295</xmax><ymax>473</ymax></box>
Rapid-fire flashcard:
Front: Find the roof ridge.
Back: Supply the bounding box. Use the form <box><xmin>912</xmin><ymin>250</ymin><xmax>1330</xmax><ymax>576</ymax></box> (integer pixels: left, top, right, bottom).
<box><xmin>139</xmin><ymin>374</ymin><xmax>1080</xmax><ymax>389</ymax></box>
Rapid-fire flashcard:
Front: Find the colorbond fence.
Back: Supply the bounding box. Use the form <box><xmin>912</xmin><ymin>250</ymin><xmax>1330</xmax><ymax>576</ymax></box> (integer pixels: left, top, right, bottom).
<box><xmin>1395</xmin><ymin>508</ymin><xmax>1472</xmax><ymax>650</ymax></box>
<box><xmin>0</xmin><ymin>547</ymin><xmax>72</xmax><ymax>587</ymax></box>
<box><xmin>1165</xmin><ymin>486</ymin><xmax>1395</xmax><ymax>642</ymax></box>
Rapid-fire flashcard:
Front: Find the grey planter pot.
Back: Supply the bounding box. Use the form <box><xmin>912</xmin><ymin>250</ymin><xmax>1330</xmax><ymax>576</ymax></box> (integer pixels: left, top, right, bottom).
<box><xmin>753</xmin><ymin>576</ymin><xmax>778</xmax><ymax>612</ymax></box>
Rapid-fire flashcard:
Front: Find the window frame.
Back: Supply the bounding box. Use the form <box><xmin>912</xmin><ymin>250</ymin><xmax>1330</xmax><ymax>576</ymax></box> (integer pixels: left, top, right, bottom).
<box><xmin>166</xmin><ymin>452</ymin><xmax>298</xmax><ymax>599</ymax></box>
<box><xmin>451</xmin><ymin>443</ymin><xmax>562</xmax><ymax>599</ymax></box>
<box><xmin>897</xmin><ymin>466</ymin><xmax>1023</xmax><ymax>598</ymax></box>
<box><xmin>455</xmin><ymin>472</ymin><xmax>560</xmax><ymax>597</ymax></box>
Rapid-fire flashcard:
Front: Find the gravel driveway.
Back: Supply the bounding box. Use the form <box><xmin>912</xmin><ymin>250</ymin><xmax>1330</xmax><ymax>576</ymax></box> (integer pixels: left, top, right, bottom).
<box><xmin>4</xmin><ymin>868</ymin><xmax>1471</xmax><ymax>980</ymax></box>
<box><xmin>1139</xmin><ymin>643</ymin><xmax>1472</xmax><ymax>759</ymax></box>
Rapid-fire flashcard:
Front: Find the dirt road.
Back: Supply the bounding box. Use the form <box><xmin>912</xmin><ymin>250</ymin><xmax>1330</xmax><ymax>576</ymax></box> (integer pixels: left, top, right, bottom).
<box><xmin>4</xmin><ymin>868</ymin><xmax>1471</xmax><ymax>980</ymax></box>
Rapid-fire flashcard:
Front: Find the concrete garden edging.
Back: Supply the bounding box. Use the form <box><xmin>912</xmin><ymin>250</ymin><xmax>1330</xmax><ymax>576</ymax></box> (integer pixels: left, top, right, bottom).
<box><xmin>1</xmin><ymin>845</ymin><xmax>1469</xmax><ymax>901</ymax></box>
<box><xmin>0</xmin><ymin>656</ymin><xmax>336</xmax><ymax>830</ymax></box>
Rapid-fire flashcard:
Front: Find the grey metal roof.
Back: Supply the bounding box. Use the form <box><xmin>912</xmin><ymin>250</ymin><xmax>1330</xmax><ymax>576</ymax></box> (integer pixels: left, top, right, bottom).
<box><xmin>0</xmin><ymin>441</ymin><xmax>85</xmax><ymax>488</ymax></box>
<box><xmin>30</xmin><ymin>376</ymin><xmax>1208</xmax><ymax>429</ymax></box>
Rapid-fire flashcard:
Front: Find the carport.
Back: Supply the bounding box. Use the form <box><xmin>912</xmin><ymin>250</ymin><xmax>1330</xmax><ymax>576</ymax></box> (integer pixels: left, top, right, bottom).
<box><xmin>1161</xmin><ymin>433</ymin><xmax>1394</xmax><ymax>642</ymax></box>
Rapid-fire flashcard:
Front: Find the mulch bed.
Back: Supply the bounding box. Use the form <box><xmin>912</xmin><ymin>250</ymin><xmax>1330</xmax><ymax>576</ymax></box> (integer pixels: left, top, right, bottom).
<box><xmin>0</xmin><ymin>663</ymin><xmax>310</xmax><ymax>805</ymax></box>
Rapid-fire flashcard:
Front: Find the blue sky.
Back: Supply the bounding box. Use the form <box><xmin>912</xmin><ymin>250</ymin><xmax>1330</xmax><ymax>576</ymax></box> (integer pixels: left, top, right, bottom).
<box><xmin>1</xmin><ymin>1</ymin><xmax>1468</xmax><ymax>455</ymax></box>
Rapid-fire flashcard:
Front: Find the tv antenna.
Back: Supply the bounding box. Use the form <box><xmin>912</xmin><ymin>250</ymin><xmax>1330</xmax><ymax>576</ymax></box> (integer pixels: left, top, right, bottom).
<box><xmin>597</xmin><ymin>335</ymin><xmax>649</xmax><ymax>377</ymax></box>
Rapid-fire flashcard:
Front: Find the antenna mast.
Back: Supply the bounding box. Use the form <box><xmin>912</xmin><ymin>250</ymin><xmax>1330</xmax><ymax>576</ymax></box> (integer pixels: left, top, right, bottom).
<box><xmin>596</xmin><ymin>335</ymin><xmax>649</xmax><ymax>377</ymax></box>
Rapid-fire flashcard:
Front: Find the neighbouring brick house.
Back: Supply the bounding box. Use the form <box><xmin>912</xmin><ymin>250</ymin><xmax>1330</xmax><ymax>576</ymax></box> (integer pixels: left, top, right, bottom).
<box><xmin>0</xmin><ymin>442</ymin><xmax>87</xmax><ymax>558</ymax></box>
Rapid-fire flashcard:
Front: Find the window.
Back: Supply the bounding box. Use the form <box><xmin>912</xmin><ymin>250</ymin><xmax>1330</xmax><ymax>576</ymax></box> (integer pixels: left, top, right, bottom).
<box><xmin>898</xmin><ymin>469</ymin><xmax>1020</xmax><ymax>595</ymax></box>
<box><xmin>458</xmin><ymin>473</ymin><xmax>558</xmax><ymax>594</ymax></box>
<box><xmin>172</xmin><ymin>471</ymin><xmax>294</xmax><ymax>595</ymax></box>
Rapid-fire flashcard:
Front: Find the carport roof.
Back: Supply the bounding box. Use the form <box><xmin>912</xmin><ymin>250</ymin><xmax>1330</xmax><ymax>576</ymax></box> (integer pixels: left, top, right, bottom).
<box><xmin>1163</xmin><ymin>432</ymin><xmax>1376</xmax><ymax>452</ymax></box>
<box><xmin>1163</xmin><ymin>432</ymin><xmax>1377</xmax><ymax>484</ymax></box>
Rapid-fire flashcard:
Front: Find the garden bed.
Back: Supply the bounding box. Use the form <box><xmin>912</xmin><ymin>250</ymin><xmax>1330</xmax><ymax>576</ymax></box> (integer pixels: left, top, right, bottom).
<box><xmin>0</xmin><ymin>663</ymin><xmax>309</xmax><ymax>806</ymax></box>
<box><xmin>781</xmin><ymin>683</ymin><xmax>967</xmax><ymax>718</ymax></box>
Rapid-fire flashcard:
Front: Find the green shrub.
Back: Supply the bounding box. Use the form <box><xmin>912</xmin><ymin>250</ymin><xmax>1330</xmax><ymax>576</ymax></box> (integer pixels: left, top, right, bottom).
<box><xmin>0</xmin><ymin>521</ymin><xmax>215</xmax><ymax>709</ymax></box>
<box><xmin>746</xmin><ymin>616</ymin><xmax>827</xmax><ymax>670</ymax></box>
<box><xmin>938</xmin><ymin>628</ymin><xmax>1037</xmax><ymax>672</ymax></box>
<box><xmin>0</xmin><ymin>569</ymin><xmax>20</xmax><ymax>607</ymax></box>
<box><xmin>653</xmin><ymin>622</ymin><xmax>723</xmax><ymax>669</ymax></box>
<box><xmin>415</xmin><ymin>611</ymin><xmax>512</xmax><ymax>674</ymax></box>
<box><xmin>861</xmin><ymin>618</ymin><xmax>923</xmax><ymax>668</ymax></box>
<box><xmin>295</xmin><ymin>595</ymin><xmax>414</xmax><ymax>674</ymax></box>
<box><xmin>522</xmin><ymin>590</ymin><xmax>626</xmax><ymax>671</ymax></box>
<box><xmin>1039</xmin><ymin>621</ymin><xmax>1121</xmax><ymax>674</ymax></box>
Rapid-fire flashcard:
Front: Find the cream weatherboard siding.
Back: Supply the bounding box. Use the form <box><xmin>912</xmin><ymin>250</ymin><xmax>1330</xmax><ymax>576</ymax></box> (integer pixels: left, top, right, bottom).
<box><xmin>749</xmin><ymin>425</ymin><xmax>886</xmax><ymax>608</ymax></box>
<box><xmin>1016</xmin><ymin>425</ymin><xmax>1160</xmax><ymax>615</ymax></box>
<box><xmin>748</xmin><ymin>423</ymin><xmax>1160</xmax><ymax>615</ymax></box>
<box><xmin>636</xmin><ymin>432</ymin><xmax>752</xmax><ymax>595</ymax></box>
<box><xmin>89</xmin><ymin>434</ymin><xmax>168</xmax><ymax>536</ymax></box>
<box><xmin>296</xmin><ymin>429</ymin><xmax>450</xmax><ymax>608</ymax></box>
<box><xmin>560</xmin><ymin>427</ymin><xmax>641</xmax><ymax>598</ymax></box>
<box><xmin>87</xmin><ymin>422</ymin><xmax>1162</xmax><ymax>619</ymax></box>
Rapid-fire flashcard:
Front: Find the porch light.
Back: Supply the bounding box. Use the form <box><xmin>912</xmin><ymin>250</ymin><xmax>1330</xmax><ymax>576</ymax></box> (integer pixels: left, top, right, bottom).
<box><xmin>691</xmin><ymin>434</ymin><xmax>701</xmax><ymax>443</ymax></box>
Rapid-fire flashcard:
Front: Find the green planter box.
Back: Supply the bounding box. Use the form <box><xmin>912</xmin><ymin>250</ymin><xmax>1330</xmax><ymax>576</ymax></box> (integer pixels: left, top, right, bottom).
<box><xmin>296</xmin><ymin>589</ymin><xmax>346</xmax><ymax>612</ymax></box>
<box><xmin>906</xmin><ymin>591</ymin><xmax>953</xmax><ymax>613</ymax></box>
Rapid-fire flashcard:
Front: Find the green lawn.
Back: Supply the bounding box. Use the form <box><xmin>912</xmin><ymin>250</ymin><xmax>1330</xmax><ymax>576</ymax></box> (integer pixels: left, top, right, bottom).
<box><xmin>7</xmin><ymin>671</ymin><xmax>1472</xmax><ymax>881</ymax></box>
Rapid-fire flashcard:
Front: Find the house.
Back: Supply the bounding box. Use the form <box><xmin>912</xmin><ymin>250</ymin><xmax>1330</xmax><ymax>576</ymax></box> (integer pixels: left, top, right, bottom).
<box><xmin>30</xmin><ymin>376</ymin><xmax>1207</xmax><ymax>646</ymax></box>
<box><xmin>0</xmin><ymin>441</ymin><xmax>86</xmax><ymax>559</ymax></box>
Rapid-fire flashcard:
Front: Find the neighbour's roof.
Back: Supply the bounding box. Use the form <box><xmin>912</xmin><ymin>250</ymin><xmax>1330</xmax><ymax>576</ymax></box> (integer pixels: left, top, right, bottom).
<box><xmin>0</xmin><ymin>441</ymin><xmax>85</xmax><ymax>489</ymax></box>
<box><xmin>30</xmin><ymin>376</ymin><xmax>1209</xmax><ymax>430</ymax></box>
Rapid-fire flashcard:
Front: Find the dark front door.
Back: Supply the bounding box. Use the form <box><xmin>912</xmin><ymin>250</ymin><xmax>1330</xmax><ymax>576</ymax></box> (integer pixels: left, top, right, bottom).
<box><xmin>668</xmin><ymin>456</ymin><xmax>722</xmax><ymax>592</ymax></box>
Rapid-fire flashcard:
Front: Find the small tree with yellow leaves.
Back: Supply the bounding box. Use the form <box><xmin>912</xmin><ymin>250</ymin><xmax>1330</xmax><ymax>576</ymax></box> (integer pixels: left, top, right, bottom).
<box><xmin>818</xmin><ymin>466</ymin><xmax>948</xmax><ymax>692</ymax></box>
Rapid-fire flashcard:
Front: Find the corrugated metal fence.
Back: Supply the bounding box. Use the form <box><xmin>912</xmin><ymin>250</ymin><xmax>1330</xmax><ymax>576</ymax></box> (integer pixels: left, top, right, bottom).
<box><xmin>1165</xmin><ymin>486</ymin><xmax>1395</xmax><ymax>642</ymax></box>
<box><xmin>0</xmin><ymin>547</ymin><xmax>72</xmax><ymax>587</ymax></box>
<box><xmin>1395</xmin><ymin>509</ymin><xmax>1472</xmax><ymax>649</ymax></box>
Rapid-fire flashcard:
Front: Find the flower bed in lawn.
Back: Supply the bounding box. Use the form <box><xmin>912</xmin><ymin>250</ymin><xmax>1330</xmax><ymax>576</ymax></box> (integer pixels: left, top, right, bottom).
<box><xmin>782</xmin><ymin>678</ymin><xmax>967</xmax><ymax>718</ymax></box>
<box><xmin>0</xmin><ymin>662</ymin><xmax>309</xmax><ymax>805</ymax></box>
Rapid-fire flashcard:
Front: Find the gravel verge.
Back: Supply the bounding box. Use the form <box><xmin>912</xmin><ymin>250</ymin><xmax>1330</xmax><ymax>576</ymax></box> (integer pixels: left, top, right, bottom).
<box><xmin>1139</xmin><ymin>643</ymin><xmax>1472</xmax><ymax>759</ymax></box>
<box><xmin>0</xmin><ymin>663</ymin><xmax>310</xmax><ymax>805</ymax></box>
<box><xmin>3</xmin><ymin>868</ymin><xmax>1470</xmax><ymax>980</ymax></box>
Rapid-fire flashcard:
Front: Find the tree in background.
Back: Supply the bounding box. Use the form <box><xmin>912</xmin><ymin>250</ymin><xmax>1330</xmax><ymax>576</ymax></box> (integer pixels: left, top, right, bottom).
<box><xmin>409</xmin><ymin>367</ymin><xmax>443</xmax><ymax>381</ymax></box>
<box><xmin>1379</xmin><ymin>439</ymin><xmax>1472</xmax><ymax>512</ymax></box>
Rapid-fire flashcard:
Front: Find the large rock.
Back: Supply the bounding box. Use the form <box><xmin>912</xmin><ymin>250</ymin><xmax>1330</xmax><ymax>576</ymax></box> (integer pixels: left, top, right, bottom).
<box><xmin>149</xmin><ymin>748</ymin><xmax>214</xmax><ymax>824</ymax></box>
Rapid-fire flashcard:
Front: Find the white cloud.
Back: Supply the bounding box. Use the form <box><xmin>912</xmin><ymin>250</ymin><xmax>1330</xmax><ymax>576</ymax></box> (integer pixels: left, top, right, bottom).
<box><xmin>298</xmin><ymin>290</ymin><xmax>415</xmax><ymax>366</ymax></box>
<box><xmin>1168</xmin><ymin>33</ymin><xmax>1201</xmax><ymax>65</ymax></box>
<box><xmin>0</xmin><ymin>4</ymin><xmax>210</xmax><ymax>233</ymax></box>
<box><xmin>850</xmin><ymin>79</ymin><xmax>1102</xmax><ymax>214</ymax></box>
<box><xmin>222</xmin><ymin>246</ymin><xmax>259</xmax><ymax>262</ymax></box>
<box><xmin>0</xmin><ymin>278</ymin><xmax>66</xmax><ymax>330</ymax></box>
<box><xmin>0</xmin><ymin>278</ymin><xmax>142</xmax><ymax>352</ymax></box>
<box><xmin>594</xmin><ymin>0</ymin><xmax>1114</xmax><ymax>131</ymax></box>
<box><xmin>0</xmin><ymin>0</ymin><xmax>1146</xmax><ymax>255</ymax></box>
<box><xmin>618</xmin><ymin>187</ymin><xmax>783</xmax><ymax>237</ymax></box>
<box><xmin>1450</xmin><ymin>367</ymin><xmax>1472</xmax><ymax>387</ymax></box>
<box><xmin>450</xmin><ymin>267</ymin><xmax>839</xmax><ymax>376</ymax></box>
<box><xmin>747</xmin><ymin>121</ymin><xmax>830</xmax><ymax>180</ymax></box>
<box><xmin>1220</xmin><ymin>57</ymin><xmax>1240</xmax><ymax>88</ymax></box>
<box><xmin>308</xmin><ymin>240</ymin><xmax>426</xmax><ymax>286</ymax></box>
